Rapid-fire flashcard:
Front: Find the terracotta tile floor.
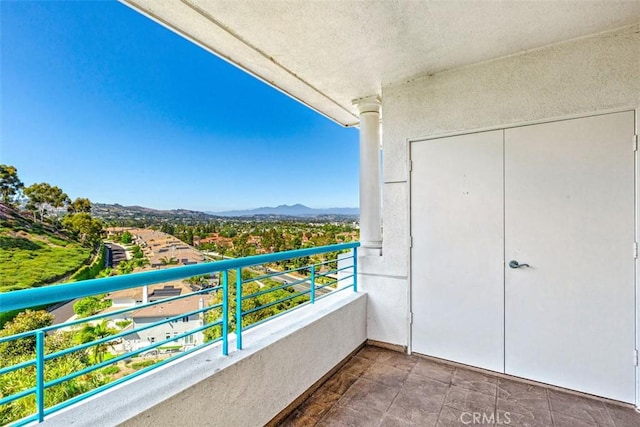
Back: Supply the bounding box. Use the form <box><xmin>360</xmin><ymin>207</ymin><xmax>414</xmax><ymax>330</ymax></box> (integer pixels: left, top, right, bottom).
<box><xmin>280</xmin><ymin>346</ymin><xmax>640</xmax><ymax>427</ymax></box>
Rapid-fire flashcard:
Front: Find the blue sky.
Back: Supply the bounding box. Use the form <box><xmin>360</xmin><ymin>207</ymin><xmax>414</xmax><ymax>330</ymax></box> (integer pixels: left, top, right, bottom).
<box><xmin>0</xmin><ymin>1</ymin><xmax>359</xmax><ymax>212</ymax></box>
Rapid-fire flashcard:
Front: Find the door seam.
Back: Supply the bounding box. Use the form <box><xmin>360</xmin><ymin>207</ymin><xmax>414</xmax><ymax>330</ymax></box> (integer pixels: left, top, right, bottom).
<box><xmin>503</xmin><ymin>129</ymin><xmax>506</xmax><ymax>374</ymax></box>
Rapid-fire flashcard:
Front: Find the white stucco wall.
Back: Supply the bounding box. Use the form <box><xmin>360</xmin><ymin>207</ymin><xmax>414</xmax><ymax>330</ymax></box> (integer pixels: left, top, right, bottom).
<box><xmin>360</xmin><ymin>23</ymin><xmax>640</xmax><ymax>348</ymax></box>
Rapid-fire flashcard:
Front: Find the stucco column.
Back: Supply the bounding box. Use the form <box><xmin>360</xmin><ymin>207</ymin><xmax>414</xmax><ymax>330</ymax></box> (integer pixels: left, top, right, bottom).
<box><xmin>353</xmin><ymin>96</ymin><xmax>382</xmax><ymax>256</ymax></box>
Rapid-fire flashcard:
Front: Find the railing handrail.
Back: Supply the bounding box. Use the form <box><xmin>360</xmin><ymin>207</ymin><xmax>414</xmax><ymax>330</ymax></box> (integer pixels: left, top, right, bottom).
<box><xmin>0</xmin><ymin>242</ymin><xmax>360</xmax><ymax>313</ymax></box>
<box><xmin>0</xmin><ymin>243</ymin><xmax>360</xmax><ymax>426</ymax></box>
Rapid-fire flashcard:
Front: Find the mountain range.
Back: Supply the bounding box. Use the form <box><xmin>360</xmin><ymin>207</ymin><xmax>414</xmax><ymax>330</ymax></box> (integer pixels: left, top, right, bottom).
<box><xmin>92</xmin><ymin>203</ymin><xmax>358</xmax><ymax>220</ymax></box>
<box><xmin>209</xmin><ymin>204</ymin><xmax>359</xmax><ymax>217</ymax></box>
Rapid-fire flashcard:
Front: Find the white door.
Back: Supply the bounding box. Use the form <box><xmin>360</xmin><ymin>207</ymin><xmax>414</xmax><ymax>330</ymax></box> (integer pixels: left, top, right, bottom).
<box><xmin>504</xmin><ymin>111</ymin><xmax>636</xmax><ymax>403</ymax></box>
<box><xmin>411</xmin><ymin>111</ymin><xmax>636</xmax><ymax>403</ymax></box>
<box><xmin>411</xmin><ymin>130</ymin><xmax>505</xmax><ymax>372</ymax></box>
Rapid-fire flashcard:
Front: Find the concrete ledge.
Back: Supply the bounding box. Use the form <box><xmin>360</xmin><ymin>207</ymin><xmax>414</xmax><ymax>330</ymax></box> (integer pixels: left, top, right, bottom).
<box><xmin>43</xmin><ymin>292</ymin><xmax>367</xmax><ymax>427</ymax></box>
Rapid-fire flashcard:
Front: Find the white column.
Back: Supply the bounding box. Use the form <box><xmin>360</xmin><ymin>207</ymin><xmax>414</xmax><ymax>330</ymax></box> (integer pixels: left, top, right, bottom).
<box><xmin>353</xmin><ymin>96</ymin><xmax>382</xmax><ymax>255</ymax></box>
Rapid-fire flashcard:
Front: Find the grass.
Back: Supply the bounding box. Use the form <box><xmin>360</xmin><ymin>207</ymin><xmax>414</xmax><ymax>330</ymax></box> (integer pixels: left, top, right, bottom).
<box><xmin>0</xmin><ymin>210</ymin><xmax>92</xmax><ymax>293</ymax></box>
<box><xmin>0</xmin><ymin>239</ymin><xmax>91</xmax><ymax>292</ymax></box>
<box><xmin>262</xmin><ymin>277</ymin><xmax>286</xmax><ymax>287</ymax></box>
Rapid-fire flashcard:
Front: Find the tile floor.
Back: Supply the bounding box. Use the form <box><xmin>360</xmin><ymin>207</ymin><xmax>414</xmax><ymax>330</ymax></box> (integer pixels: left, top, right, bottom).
<box><xmin>280</xmin><ymin>346</ymin><xmax>640</xmax><ymax>427</ymax></box>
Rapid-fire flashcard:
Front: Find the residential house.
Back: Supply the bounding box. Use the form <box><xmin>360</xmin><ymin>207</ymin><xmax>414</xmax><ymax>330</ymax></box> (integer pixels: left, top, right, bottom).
<box><xmin>125</xmin><ymin>295</ymin><xmax>207</xmax><ymax>351</ymax></box>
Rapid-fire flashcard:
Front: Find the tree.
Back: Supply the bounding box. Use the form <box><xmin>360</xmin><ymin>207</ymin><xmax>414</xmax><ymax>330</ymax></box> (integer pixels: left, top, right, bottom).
<box><xmin>183</xmin><ymin>275</ymin><xmax>210</xmax><ymax>286</ymax></box>
<box><xmin>0</xmin><ymin>164</ymin><xmax>24</xmax><ymax>206</ymax></box>
<box><xmin>130</xmin><ymin>245</ymin><xmax>149</xmax><ymax>267</ymax></box>
<box><xmin>24</xmin><ymin>184</ymin><xmax>44</xmax><ymax>214</ymax></box>
<box><xmin>120</xmin><ymin>231</ymin><xmax>132</xmax><ymax>244</ymax></box>
<box><xmin>216</xmin><ymin>243</ymin><xmax>228</xmax><ymax>258</ymax></box>
<box><xmin>74</xmin><ymin>320</ymin><xmax>117</xmax><ymax>363</ymax></box>
<box><xmin>23</xmin><ymin>183</ymin><xmax>70</xmax><ymax>222</ymax></box>
<box><xmin>203</xmin><ymin>269</ymin><xmax>309</xmax><ymax>343</ymax></box>
<box><xmin>97</xmin><ymin>267</ymin><xmax>113</xmax><ymax>278</ymax></box>
<box><xmin>116</xmin><ymin>259</ymin><xmax>134</xmax><ymax>275</ymax></box>
<box><xmin>0</xmin><ymin>310</ymin><xmax>54</xmax><ymax>360</ymax></box>
<box><xmin>67</xmin><ymin>197</ymin><xmax>91</xmax><ymax>214</ymax></box>
<box><xmin>159</xmin><ymin>256</ymin><xmax>179</xmax><ymax>265</ymax></box>
<box><xmin>62</xmin><ymin>213</ymin><xmax>104</xmax><ymax>246</ymax></box>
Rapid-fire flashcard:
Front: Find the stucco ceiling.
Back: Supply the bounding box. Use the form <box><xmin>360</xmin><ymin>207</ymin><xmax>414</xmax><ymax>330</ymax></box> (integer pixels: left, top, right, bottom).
<box><xmin>121</xmin><ymin>0</ymin><xmax>640</xmax><ymax>126</ymax></box>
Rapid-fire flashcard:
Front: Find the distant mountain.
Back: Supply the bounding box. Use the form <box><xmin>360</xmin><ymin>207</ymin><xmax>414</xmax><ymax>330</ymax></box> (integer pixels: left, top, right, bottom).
<box><xmin>91</xmin><ymin>203</ymin><xmax>358</xmax><ymax>221</ymax></box>
<box><xmin>92</xmin><ymin>203</ymin><xmax>218</xmax><ymax>221</ymax></box>
<box><xmin>210</xmin><ymin>204</ymin><xmax>359</xmax><ymax>217</ymax></box>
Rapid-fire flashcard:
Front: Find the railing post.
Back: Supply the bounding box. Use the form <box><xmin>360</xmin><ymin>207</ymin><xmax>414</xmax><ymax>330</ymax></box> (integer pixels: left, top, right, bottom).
<box><xmin>235</xmin><ymin>268</ymin><xmax>242</xmax><ymax>350</ymax></box>
<box><xmin>222</xmin><ymin>270</ymin><xmax>229</xmax><ymax>356</ymax></box>
<box><xmin>36</xmin><ymin>330</ymin><xmax>45</xmax><ymax>422</ymax></box>
<box><xmin>353</xmin><ymin>247</ymin><xmax>358</xmax><ymax>292</ymax></box>
<box><xmin>310</xmin><ymin>264</ymin><xmax>316</xmax><ymax>304</ymax></box>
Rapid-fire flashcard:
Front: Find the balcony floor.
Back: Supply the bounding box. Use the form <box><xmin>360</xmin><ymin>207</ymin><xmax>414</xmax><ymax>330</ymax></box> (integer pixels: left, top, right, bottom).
<box><xmin>280</xmin><ymin>345</ymin><xmax>640</xmax><ymax>427</ymax></box>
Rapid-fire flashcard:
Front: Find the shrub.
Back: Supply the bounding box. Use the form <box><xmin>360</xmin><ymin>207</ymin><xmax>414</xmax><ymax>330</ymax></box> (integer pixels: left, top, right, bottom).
<box><xmin>101</xmin><ymin>365</ymin><xmax>120</xmax><ymax>375</ymax></box>
<box><xmin>115</xmin><ymin>320</ymin><xmax>132</xmax><ymax>329</ymax></box>
<box><xmin>130</xmin><ymin>360</ymin><xmax>156</xmax><ymax>370</ymax></box>
<box><xmin>69</xmin><ymin>244</ymin><xmax>106</xmax><ymax>282</ymax></box>
<box><xmin>72</xmin><ymin>295</ymin><xmax>112</xmax><ymax>318</ymax></box>
<box><xmin>120</xmin><ymin>231</ymin><xmax>132</xmax><ymax>244</ymax></box>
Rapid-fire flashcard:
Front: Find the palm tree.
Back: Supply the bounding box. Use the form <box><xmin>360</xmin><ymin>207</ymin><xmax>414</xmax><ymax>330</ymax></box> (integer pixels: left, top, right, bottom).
<box><xmin>159</xmin><ymin>256</ymin><xmax>179</xmax><ymax>265</ymax></box>
<box><xmin>75</xmin><ymin>320</ymin><xmax>118</xmax><ymax>363</ymax></box>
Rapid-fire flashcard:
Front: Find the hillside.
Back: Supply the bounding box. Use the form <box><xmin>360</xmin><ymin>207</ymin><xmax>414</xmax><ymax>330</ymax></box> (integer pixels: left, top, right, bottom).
<box><xmin>92</xmin><ymin>203</ymin><xmax>218</xmax><ymax>222</ymax></box>
<box><xmin>0</xmin><ymin>204</ymin><xmax>92</xmax><ymax>292</ymax></box>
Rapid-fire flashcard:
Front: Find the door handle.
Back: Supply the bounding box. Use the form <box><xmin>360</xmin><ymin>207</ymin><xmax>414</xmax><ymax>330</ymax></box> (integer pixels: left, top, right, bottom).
<box><xmin>509</xmin><ymin>260</ymin><xmax>530</xmax><ymax>269</ymax></box>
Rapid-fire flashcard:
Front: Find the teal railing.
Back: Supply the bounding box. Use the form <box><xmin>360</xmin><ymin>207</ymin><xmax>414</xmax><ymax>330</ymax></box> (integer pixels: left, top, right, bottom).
<box><xmin>0</xmin><ymin>242</ymin><xmax>359</xmax><ymax>425</ymax></box>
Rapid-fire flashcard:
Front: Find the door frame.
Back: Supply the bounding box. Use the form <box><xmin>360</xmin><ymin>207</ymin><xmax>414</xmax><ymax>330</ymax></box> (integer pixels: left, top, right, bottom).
<box><xmin>407</xmin><ymin>107</ymin><xmax>639</xmax><ymax>406</ymax></box>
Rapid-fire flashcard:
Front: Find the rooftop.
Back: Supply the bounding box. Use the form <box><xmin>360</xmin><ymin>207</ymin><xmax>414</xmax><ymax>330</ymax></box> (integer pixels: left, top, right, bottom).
<box><xmin>130</xmin><ymin>228</ymin><xmax>205</xmax><ymax>266</ymax></box>
<box><xmin>130</xmin><ymin>295</ymin><xmax>206</xmax><ymax>318</ymax></box>
<box><xmin>108</xmin><ymin>280</ymin><xmax>194</xmax><ymax>301</ymax></box>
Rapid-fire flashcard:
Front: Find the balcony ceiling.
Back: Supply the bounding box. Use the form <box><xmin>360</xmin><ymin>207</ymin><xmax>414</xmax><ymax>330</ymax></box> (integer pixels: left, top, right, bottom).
<box><xmin>121</xmin><ymin>0</ymin><xmax>640</xmax><ymax>126</ymax></box>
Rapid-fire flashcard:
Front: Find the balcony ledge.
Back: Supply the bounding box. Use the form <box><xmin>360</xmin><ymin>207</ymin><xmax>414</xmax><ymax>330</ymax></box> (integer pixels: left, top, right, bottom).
<box><xmin>41</xmin><ymin>291</ymin><xmax>367</xmax><ymax>427</ymax></box>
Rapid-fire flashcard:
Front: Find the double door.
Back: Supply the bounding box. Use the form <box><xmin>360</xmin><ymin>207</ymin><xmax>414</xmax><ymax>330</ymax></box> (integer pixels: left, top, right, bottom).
<box><xmin>410</xmin><ymin>111</ymin><xmax>636</xmax><ymax>403</ymax></box>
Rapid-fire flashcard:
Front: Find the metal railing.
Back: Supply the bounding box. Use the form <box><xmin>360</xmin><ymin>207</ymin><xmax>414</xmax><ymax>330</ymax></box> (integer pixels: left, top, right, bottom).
<box><xmin>0</xmin><ymin>242</ymin><xmax>359</xmax><ymax>426</ymax></box>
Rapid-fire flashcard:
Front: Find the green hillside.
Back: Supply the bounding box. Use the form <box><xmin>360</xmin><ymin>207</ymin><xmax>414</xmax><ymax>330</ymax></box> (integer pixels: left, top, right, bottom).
<box><xmin>0</xmin><ymin>204</ymin><xmax>92</xmax><ymax>292</ymax></box>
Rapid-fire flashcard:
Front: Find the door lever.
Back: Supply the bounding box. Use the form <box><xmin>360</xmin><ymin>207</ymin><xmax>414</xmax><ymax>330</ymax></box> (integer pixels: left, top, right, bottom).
<box><xmin>509</xmin><ymin>260</ymin><xmax>530</xmax><ymax>269</ymax></box>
